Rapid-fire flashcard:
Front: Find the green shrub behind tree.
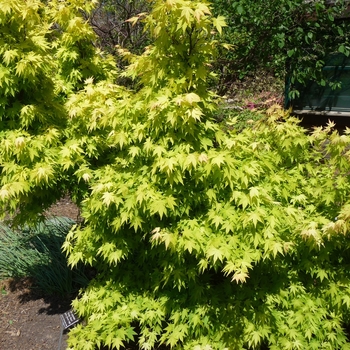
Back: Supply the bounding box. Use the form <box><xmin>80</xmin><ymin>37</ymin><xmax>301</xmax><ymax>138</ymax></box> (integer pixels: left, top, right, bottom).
<box><xmin>211</xmin><ymin>0</ymin><xmax>350</xmax><ymax>95</ymax></box>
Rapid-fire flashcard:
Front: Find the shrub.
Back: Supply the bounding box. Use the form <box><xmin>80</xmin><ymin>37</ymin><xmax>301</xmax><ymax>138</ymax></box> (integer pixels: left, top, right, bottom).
<box><xmin>211</xmin><ymin>0</ymin><xmax>350</xmax><ymax>94</ymax></box>
<box><xmin>2</xmin><ymin>1</ymin><xmax>350</xmax><ymax>349</ymax></box>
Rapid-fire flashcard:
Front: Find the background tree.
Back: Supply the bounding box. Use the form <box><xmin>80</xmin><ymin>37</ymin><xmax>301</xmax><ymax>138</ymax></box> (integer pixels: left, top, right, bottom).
<box><xmin>84</xmin><ymin>0</ymin><xmax>150</xmax><ymax>54</ymax></box>
<box><xmin>84</xmin><ymin>0</ymin><xmax>350</xmax><ymax>96</ymax></box>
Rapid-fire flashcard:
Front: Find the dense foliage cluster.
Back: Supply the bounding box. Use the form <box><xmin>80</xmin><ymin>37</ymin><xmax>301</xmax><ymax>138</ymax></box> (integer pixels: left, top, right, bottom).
<box><xmin>2</xmin><ymin>1</ymin><xmax>350</xmax><ymax>349</ymax></box>
<box><xmin>0</xmin><ymin>0</ymin><xmax>116</xmax><ymax>222</ymax></box>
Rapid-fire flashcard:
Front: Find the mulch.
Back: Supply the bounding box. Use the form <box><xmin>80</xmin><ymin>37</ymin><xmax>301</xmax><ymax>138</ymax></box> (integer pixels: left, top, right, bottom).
<box><xmin>0</xmin><ymin>278</ymin><xmax>71</xmax><ymax>350</ymax></box>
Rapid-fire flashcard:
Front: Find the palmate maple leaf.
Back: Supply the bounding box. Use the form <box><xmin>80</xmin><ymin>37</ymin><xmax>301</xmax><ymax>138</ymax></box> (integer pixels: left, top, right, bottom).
<box><xmin>151</xmin><ymin>227</ymin><xmax>162</xmax><ymax>242</ymax></box>
<box><xmin>232</xmin><ymin>271</ymin><xmax>249</xmax><ymax>283</ymax></box>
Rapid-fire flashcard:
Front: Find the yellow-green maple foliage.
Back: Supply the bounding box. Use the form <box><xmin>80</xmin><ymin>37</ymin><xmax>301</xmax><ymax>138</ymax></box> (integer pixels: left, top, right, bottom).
<box><xmin>2</xmin><ymin>1</ymin><xmax>350</xmax><ymax>349</ymax></box>
<box><xmin>0</xmin><ymin>0</ymin><xmax>115</xmax><ymax>222</ymax></box>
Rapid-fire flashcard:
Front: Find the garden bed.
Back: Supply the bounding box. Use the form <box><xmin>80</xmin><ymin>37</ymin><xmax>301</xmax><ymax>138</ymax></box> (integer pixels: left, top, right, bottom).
<box><xmin>0</xmin><ymin>198</ymin><xmax>80</xmax><ymax>350</ymax></box>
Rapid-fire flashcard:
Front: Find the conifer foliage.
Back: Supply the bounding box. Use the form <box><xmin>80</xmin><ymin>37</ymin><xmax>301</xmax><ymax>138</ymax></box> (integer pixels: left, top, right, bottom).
<box><xmin>2</xmin><ymin>1</ymin><xmax>350</xmax><ymax>349</ymax></box>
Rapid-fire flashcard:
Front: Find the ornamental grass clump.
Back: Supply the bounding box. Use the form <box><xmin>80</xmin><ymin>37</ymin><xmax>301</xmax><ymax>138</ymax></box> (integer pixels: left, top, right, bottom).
<box><xmin>0</xmin><ymin>217</ymin><xmax>88</xmax><ymax>296</ymax></box>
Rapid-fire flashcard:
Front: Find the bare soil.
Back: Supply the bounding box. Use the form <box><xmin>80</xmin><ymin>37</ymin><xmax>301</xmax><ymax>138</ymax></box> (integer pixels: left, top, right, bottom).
<box><xmin>0</xmin><ymin>198</ymin><xmax>80</xmax><ymax>350</ymax></box>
